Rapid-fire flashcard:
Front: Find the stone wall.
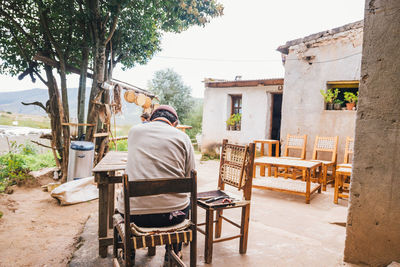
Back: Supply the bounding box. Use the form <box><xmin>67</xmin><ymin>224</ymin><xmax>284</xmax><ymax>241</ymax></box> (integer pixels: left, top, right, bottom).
<box><xmin>280</xmin><ymin>26</ymin><xmax>363</xmax><ymax>162</ymax></box>
<box><xmin>344</xmin><ymin>0</ymin><xmax>400</xmax><ymax>265</ymax></box>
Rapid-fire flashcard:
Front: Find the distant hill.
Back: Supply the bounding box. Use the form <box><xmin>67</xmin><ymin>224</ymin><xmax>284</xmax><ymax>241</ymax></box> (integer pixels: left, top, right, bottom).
<box><xmin>0</xmin><ymin>89</ymin><xmax>203</xmax><ymax>127</ymax></box>
<box><xmin>0</xmin><ymin>88</ymin><xmax>142</xmax><ymax>125</ymax></box>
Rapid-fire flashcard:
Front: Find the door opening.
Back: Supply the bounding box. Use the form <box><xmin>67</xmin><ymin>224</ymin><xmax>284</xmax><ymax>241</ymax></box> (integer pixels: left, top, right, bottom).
<box><xmin>270</xmin><ymin>94</ymin><xmax>282</xmax><ymax>149</ymax></box>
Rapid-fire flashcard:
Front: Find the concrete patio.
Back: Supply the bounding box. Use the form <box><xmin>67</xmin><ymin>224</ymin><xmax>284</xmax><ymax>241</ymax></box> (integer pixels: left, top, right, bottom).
<box><xmin>69</xmin><ymin>156</ymin><xmax>359</xmax><ymax>267</ymax></box>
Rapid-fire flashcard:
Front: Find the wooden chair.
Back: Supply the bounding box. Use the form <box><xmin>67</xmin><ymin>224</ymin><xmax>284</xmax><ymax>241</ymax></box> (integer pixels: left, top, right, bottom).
<box><xmin>334</xmin><ymin>137</ymin><xmax>354</xmax><ymax>204</ymax></box>
<box><xmin>279</xmin><ymin>134</ymin><xmax>307</xmax><ymax>179</ymax></box>
<box><xmin>282</xmin><ymin>134</ymin><xmax>307</xmax><ymax>159</ymax></box>
<box><xmin>337</xmin><ymin>137</ymin><xmax>354</xmax><ymax>168</ymax></box>
<box><xmin>311</xmin><ymin>136</ymin><xmax>339</xmax><ymax>191</ymax></box>
<box><xmin>113</xmin><ymin>172</ymin><xmax>197</xmax><ymax>267</ymax></box>
<box><xmin>197</xmin><ymin>139</ymin><xmax>255</xmax><ymax>264</ymax></box>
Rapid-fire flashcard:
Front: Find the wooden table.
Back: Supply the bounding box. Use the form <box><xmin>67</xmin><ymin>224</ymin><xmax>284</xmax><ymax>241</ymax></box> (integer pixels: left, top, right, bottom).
<box><xmin>92</xmin><ymin>151</ymin><xmax>127</xmax><ymax>257</ymax></box>
<box><xmin>254</xmin><ymin>139</ymin><xmax>280</xmax><ymax>176</ymax></box>
<box><xmin>252</xmin><ymin>157</ymin><xmax>322</xmax><ymax>203</ymax></box>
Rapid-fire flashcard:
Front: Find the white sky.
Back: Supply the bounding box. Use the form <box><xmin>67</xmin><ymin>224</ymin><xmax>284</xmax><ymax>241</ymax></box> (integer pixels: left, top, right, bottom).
<box><xmin>0</xmin><ymin>0</ymin><xmax>365</xmax><ymax>98</ymax></box>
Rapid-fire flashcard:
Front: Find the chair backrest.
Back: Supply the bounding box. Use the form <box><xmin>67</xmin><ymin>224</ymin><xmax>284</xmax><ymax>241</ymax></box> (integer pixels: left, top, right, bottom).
<box><xmin>122</xmin><ymin>171</ymin><xmax>197</xmax><ymax>239</ymax></box>
<box><xmin>312</xmin><ymin>136</ymin><xmax>339</xmax><ymax>163</ymax></box>
<box><xmin>217</xmin><ymin>139</ymin><xmax>255</xmax><ymax>200</ymax></box>
<box><xmin>283</xmin><ymin>134</ymin><xmax>307</xmax><ymax>159</ymax></box>
<box><xmin>344</xmin><ymin>137</ymin><xmax>354</xmax><ymax>164</ymax></box>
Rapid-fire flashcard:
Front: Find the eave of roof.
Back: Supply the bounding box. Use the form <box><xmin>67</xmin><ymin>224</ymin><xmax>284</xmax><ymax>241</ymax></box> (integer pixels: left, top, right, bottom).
<box><xmin>205</xmin><ymin>78</ymin><xmax>284</xmax><ymax>88</ymax></box>
<box><xmin>277</xmin><ymin>20</ymin><xmax>364</xmax><ymax>55</ymax></box>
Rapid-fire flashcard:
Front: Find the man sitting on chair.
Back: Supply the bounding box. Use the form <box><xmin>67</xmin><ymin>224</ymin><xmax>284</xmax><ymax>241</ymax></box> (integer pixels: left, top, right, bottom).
<box><xmin>116</xmin><ymin>105</ymin><xmax>195</xmax><ymax>264</ymax></box>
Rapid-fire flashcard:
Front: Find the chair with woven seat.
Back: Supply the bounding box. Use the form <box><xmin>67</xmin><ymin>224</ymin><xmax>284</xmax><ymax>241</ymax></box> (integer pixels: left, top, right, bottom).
<box><xmin>279</xmin><ymin>134</ymin><xmax>307</xmax><ymax>179</ymax></box>
<box><xmin>334</xmin><ymin>137</ymin><xmax>354</xmax><ymax>204</ymax></box>
<box><xmin>197</xmin><ymin>139</ymin><xmax>255</xmax><ymax>264</ymax></box>
<box><xmin>311</xmin><ymin>135</ymin><xmax>339</xmax><ymax>191</ymax></box>
<box><xmin>113</xmin><ymin>172</ymin><xmax>197</xmax><ymax>267</ymax></box>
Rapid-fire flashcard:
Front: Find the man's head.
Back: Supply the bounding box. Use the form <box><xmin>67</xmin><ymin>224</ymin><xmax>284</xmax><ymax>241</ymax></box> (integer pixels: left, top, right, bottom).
<box><xmin>150</xmin><ymin>105</ymin><xmax>179</xmax><ymax>127</ymax></box>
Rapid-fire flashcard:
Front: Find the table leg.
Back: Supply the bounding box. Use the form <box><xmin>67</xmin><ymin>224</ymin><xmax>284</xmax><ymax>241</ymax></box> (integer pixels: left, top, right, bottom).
<box><xmin>260</xmin><ymin>164</ymin><xmax>265</xmax><ymax>177</ymax></box>
<box><xmin>334</xmin><ymin>174</ymin><xmax>339</xmax><ymax>204</ymax></box>
<box><xmin>322</xmin><ymin>165</ymin><xmax>328</xmax><ymax>191</ymax></box>
<box><xmin>305</xmin><ymin>169</ymin><xmax>311</xmax><ymax>204</ymax></box>
<box><xmin>98</xmin><ymin>182</ymin><xmax>109</xmax><ymax>258</ymax></box>
<box><xmin>108</xmin><ymin>184</ymin><xmax>115</xmax><ymax>229</ymax></box>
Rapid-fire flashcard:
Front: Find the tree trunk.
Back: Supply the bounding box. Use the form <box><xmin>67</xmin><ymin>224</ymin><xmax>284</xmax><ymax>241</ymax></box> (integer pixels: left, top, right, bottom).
<box><xmin>78</xmin><ymin>46</ymin><xmax>89</xmax><ymax>137</ymax></box>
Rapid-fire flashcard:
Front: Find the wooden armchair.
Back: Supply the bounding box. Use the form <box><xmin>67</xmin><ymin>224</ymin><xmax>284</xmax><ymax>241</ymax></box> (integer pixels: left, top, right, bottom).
<box><xmin>113</xmin><ymin>172</ymin><xmax>197</xmax><ymax>267</ymax></box>
<box><xmin>197</xmin><ymin>139</ymin><xmax>255</xmax><ymax>264</ymax></box>
<box><xmin>311</xmin><ymin>136</ymin><xmax>339</xmax><ymax>191</ymax></box>
<box><xmin>334</xmin><ymin>137</ymin><xmax>354</xmax><ymax>204</ymax></box>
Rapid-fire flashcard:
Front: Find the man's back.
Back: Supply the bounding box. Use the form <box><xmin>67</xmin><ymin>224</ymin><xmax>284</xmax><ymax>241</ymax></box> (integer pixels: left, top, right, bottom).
<box><xmin>116</xmin><ymin>120</ymin><xmax>195</xmax><ymax>215</ymax></box>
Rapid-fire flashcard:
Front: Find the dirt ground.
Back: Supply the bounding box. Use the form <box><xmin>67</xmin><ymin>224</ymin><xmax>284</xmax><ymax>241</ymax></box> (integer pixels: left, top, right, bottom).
<box><xmin>0</xmin><ymin>185</ymin><xmax>97</xmax><ymax>267</ymax></box>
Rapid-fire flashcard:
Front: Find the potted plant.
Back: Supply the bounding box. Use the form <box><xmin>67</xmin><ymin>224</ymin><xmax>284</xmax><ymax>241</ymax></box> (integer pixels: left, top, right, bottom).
<box><xmin>333</xmin><ymin>99</ymin><xmax>344</xmax><ymax>110</ymax></box>
<box><xmin>344</xmin><ymin>92</ymin><xmax>358</xmax><ymax>110</ymax></box>
<box><xmin>234</xmin><ymin>113</ymin><xmax>242</xmax><ymax>131</ymax></box>
<box><xmin>226</xmin><ymin>114</ymin><xmax>236</xmax><ymax>130</ymax></box>
<box><xmin>320</xmin><ymin>88</ymin><xmax>338</xmax><ymax>110</ymax></box>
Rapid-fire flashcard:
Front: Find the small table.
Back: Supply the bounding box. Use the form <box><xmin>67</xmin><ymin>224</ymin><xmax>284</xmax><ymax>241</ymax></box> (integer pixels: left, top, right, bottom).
<box><xmin>334</xmin><ymin>167</ymin><xmax>352</xmax><ymax>204</ymax></box>
<box><xmin>92</xmin><ymin>151</ymin><xmax>127</xmax><ymax>257</ymax></box>
<box><xmin>254</xmin><ymin>139</ymin><xmax>280</xmax><ymax>176</ymax></box>
<box><xmin>252</xmin><ymin>157</ymin><xmax>322</xmax><ymax>203</ymax></box>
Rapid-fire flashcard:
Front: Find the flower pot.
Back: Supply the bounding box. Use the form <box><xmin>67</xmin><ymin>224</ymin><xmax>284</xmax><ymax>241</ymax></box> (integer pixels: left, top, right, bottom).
<box><xmin>326</xmin><ymin>103</ymin><xmax>334</xmax><ymax>110</ymax></box>
<box><xmin>346</xmin><ymin>102</ymin><xmax>355</xmax><ymax>110</ymax></box>
<box><xmin>236</xmin><ymin>125</ymin><xmax>241</xmax><ymax>131</ymax></box>
<box><xmin>334</xmin><ymin>103</ymin><xmax>342</xmax><ymax>110</ymax></box>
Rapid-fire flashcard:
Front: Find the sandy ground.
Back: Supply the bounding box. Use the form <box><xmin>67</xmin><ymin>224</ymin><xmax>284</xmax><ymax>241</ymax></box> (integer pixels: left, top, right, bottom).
<box><xmin>0</xmin><ymin>186</ymin><xmax>97</xmax><ymax>267</ymax></box>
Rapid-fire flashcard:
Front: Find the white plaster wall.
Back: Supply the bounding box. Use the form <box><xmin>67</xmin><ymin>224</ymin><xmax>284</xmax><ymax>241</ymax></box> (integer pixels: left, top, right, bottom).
<box><xmin>201</xmin><ymin>85</ymin><xmax>280</xmax><ymax>153</ymax></box>
<box><xmin>280</xmin><ymin>28</ymin><xmax>363</xmax><ymax>163</ymax></box>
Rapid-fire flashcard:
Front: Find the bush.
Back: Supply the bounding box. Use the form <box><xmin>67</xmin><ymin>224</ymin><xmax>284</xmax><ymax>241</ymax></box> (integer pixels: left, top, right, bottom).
<box><xmin>109</xmin><ymin>139</ymin><xmax>128</xmax><ymax>151</ymax></box>
<box><xmin>0</xmin><ymin>143</ymin><xmax>55</xmax><ymax>192</ymax></box>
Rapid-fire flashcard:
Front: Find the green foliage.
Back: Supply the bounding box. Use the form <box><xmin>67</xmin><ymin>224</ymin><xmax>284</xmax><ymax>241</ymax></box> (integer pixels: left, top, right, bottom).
<box><xmin>226</xmin><ymin>113</ymin><xmax>242</xmax><ymax>126</ymax></box>
<box><xmin>109</xmin><ymin>139</ymin><xmax>128</xmax><ymax>151</ymax></box>
<box><xmin>200</xmin><ymin>152</ymin><xmax>220</xmax><ymax>161</ymax></box>
<box><xmin>0</xmin><ymin>143</ymin><xmax>55</xmax><ymax>192</ymax></box>
<box><xmin>148</xmin><ymin>68</ymin><xmax>194</xmax><ymax>122</ymax></box>
<box><xmin>320</xmin><ymin>89</ymin><xmax>339</xmax><ymax>104</ymax></box>
<box><xmin>182</xmin><ymin>98</ymin><xmax>203</xmax><ymax>139</ymax></box>
<box><xmin>344</xmin><ymin>92</ymin><xmax>358</xmax><ymax>103</ymax></box>
<box><xmin>333</xmin><ymin>99</ymin><xmax>344</xmax><ymax>104</ymax></box>
<box><xmin>0</xmin><ymin>211</ymin><xmax>3</xmax><ymax>218</ymax></box>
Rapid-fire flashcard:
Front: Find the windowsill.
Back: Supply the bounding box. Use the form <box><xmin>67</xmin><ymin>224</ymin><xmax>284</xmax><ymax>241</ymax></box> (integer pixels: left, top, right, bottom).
<box><xmin>323</xmin><ymin>110</ymin><xmax>357</xmax><ymax>112</ymax></box>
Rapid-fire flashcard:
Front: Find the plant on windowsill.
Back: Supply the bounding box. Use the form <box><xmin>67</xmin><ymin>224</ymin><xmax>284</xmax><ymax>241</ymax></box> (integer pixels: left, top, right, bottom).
<box><xmin>233</xmin><ymin>113</ymin><xmax>242</xmax><ymax>131</ymax></box>
<box><xmin>344</xmin><ymin>92</ymin><xmax>358</xmax><ymax>110</ymax></box>
<box><xmin>333</xmin><ymin>99</ymin><xmax>344</xmax><ymax>110</ymax></box>
<box><xmin>320</xmin><ymin>88</ymin><xmax>339</xmax><ymax>110</ymax></box>
<box><xmin>226</xmin><ymin>114</ymin><xmax>236</xmax><ymax>131</ymax></box>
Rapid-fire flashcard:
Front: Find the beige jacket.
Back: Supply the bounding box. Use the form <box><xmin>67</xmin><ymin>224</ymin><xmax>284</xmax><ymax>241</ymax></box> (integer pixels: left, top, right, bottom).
<box><xmin>116</xmin><ymin>121</ymin><xmax>195</xmax><ymax>215</ymax></box>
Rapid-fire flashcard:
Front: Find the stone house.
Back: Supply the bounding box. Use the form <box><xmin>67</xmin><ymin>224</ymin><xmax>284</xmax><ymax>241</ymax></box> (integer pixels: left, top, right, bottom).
<box><xmin>201</xmin><ymin>78</ymin><xmax>284</xmax><ymax>154</ymax></box>
<box><xmin>277</xmin><ymin>20</ymin><xmax>363</xmax><ymax>162</ymax></box>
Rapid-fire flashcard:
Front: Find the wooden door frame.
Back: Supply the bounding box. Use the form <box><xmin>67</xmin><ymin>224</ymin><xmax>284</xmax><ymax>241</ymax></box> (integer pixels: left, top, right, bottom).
<box><xmin>268</xmin><ymin>92</ymin><xmax>283</xmax><ymax>139</ymax></box>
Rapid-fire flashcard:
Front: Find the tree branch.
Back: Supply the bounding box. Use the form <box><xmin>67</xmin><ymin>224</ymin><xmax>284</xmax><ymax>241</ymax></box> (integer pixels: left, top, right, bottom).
<box><xmin>105</xmin><ymin>5</ymin><xmax>120</xmax><ymax>45</ymax></box>
<box><xmin>21</xmin><ymin>101</ymin><xmax>48</xmax><ymax>113</ymax></box>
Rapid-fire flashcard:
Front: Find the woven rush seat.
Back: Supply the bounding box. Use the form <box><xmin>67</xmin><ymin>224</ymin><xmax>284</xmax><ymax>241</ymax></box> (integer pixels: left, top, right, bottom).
<box><xmin>337</xmin><ymin>163</ymin><xmax>352</xmax><ymax>168</ymax></box>
<box><xmin>113</xmin><ymin>214</ymin><xmax>193</xmax><ymax>250</ymax></box>
<box><xmin>253</xmin><ymin>177</ymin><xmax>320</xmax><ymax>193</ymax></box>
<box><xmin>336</xmin><ymin>167</ymin><xmax>352</xmax><ymax>174</ymax></box>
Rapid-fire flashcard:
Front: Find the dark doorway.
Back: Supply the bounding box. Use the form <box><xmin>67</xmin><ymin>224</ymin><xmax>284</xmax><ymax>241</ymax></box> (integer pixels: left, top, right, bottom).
<box><xmin>270</xmin><ymin>93</ymin><xmax>282</xmax><ymax>144</ymax></box>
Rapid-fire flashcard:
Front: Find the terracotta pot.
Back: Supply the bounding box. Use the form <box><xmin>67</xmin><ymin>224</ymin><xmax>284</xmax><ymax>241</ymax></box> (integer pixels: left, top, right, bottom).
<box><xmin>346</xmin><ymin>102</ymin><xmax>355</xmax><ymax>110</ymax></box>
